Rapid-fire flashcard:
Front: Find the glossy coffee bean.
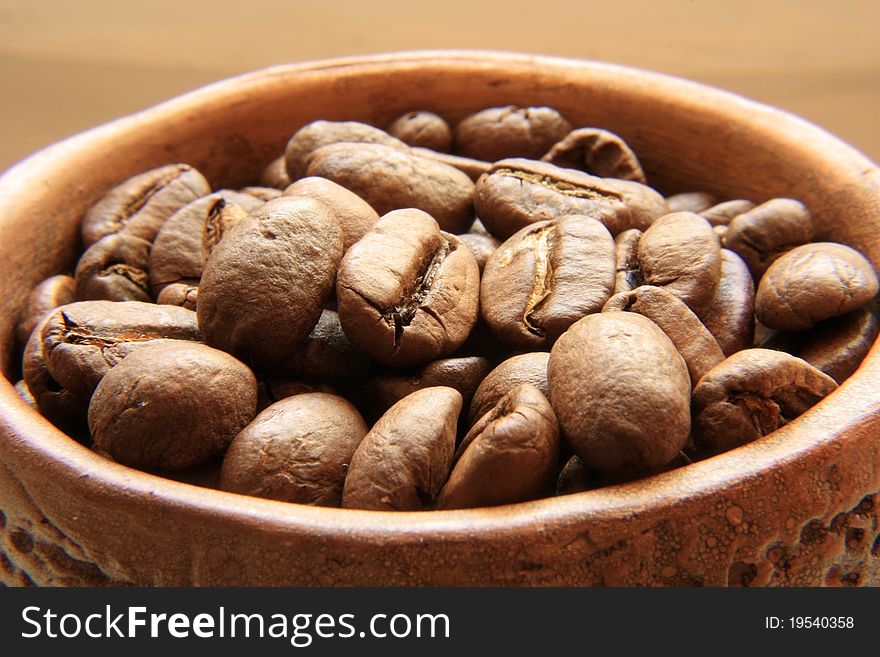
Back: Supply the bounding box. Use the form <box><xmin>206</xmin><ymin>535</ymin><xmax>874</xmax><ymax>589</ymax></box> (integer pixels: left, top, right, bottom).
<box><xmin>469</xmin><ymin>352</ymin><xmax>550</xmax><ymax>425</ymax></box>
<box><xmin>453</xmin><ymin>106</ymin><xmax>572</xmax><ymax>161</ymax></box>
<box><xmin>699</xmin><ymin>249</ymin><xmax>755</xmax><ymax>356</ymax></box>
<box><xmin>15</xmin><ymin>274</ymin><xmax>76</xmax><ymax>347</ymax></box>
<box><xmin>75</xmin><ymin>233</ymin><xmax>153</xmax><ymax>303</ymax></box>
<box><xmin>798</xmin><ymin>308</ymin><xmax>879</xmax><ymax>383</ymax></box>
<box><xmin>387</xmin><ymin>111</ymin><xmax>452</xmax><ymax>152</ymax></box>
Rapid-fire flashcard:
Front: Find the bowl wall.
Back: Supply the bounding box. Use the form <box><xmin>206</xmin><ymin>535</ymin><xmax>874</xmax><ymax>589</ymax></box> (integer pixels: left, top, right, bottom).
<box><xmin>1</xmin><ymin>51</ymin><xmax>879</xmax><ymax>586</ymax></box>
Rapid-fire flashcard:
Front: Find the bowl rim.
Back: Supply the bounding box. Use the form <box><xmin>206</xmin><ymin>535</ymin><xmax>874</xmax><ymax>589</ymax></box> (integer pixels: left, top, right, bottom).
<box><xmin>1</xmin><ymin>49</ymin><xmax>879</xmax><ymax>545</ymax></box>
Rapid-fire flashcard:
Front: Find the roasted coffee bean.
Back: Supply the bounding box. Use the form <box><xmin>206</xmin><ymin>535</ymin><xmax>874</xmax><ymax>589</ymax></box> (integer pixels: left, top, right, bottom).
<box><xmin>387</xmin><ymin>111</ymin><xmax>452</xmax><ymax>152</ymax></box>
<box><xmin>453</xmin><ymin>106</ymin><xmax>572</xmax><ymax>161</ymax></box>
<box><xmin>279</xmin><ymin>309</ymin><xmax>371</xmax><ymax>386</ymax></box>
<box><xmin>723</xmin><ymin>198</ymin><xmax>813</xmax><ymax>278</ymax></box>
<box><xmin>156</xmin><ymin>282</ymin><xmax>198</xmax><ymax>310</ymax></box>
<box><xmin>699</xmin><ymin>249</ymin><xmax>755</xmax><ymax>356</ymax></box>
<box><xmin>80</xmin><ymin>163</ymin><xmax>211</xmax><ymax>248</ymax></box>
<box><xmin>198</xmin><ymin>196</ymin><xmax>343</xmax><ymax>372</ymax></box>
<box><xmin>691</xmin><ymin>348</ymin><xmax>838</xmax><ymax>455</ymax></box>
<box><xmin>336</xmin><ymin>209</ymin><xmax>479</xmax><ymax>368</ymax></box>
<box><xmin>358</xmin><ymin>356</ymin><xmax>491</xmax><ymax>424</ymax></box>
<box><xmin>284</xmin><ymin>120</ymin><xmax>407</xmax><ymax>180</ymax></box>
<box><xmin>799</xmin><ymin>308</ymin><xmax>879</xmax><ymax>383</ymax></box>
<box><xmin>555</xmin><ymin>455</ymin><xmax>592</xmax><ymax>495</ymax></box>
<box><xmin>698</xmin><ymin>199</ymin><xmax>756</xmax><ymax>227</ymax></box>
<box><xmin>89</xmin><ymin>341</ymin><xmax>257</xmax><ymax>471</ymax></box>
<box><xmin>305</xmin><ymin>142</ymin><xmax>475</xmax><ymax>234</ymax></box>
<box><xmin>548</xmin><ymin>312</ymin><xmax>691</xmax><ymax>472</ymax></box>
<box><xmin>474</xmin><ymin>158</ymin><xmax>666</xmax><ymax>241</ymax></box>
<box><xmin>258</xmin><ymin>155</ymin><xmax>291</xmax><ymax>189</ymax></box>
<box><xmin>256</xmin><ymin>378</ymin><xmax>336</xmax><ymax>413</ymax></box>
<box><xmin>666</xmin><ymin>191</ymin><xmax>718</xmax><ymax>214</ymax></box>
<box><xmin>15</xmin><ymin>274</ymin><xmax>76</xmax><ymax>346</ymax></box>
<box><xmin>220</xmin><ymin>393</ymin><xmax>368</xmax><ymax>506</ymax></box>
<box><xmin>541</xmin><ymin>127</ymin><xmax>646</xmax><ymax>183</ymax></box>
<box><xmin>75</xmin><ymin>233</ymin><xmax>152</xmax><ymax>303</ymax></box>
<box><xmin>149</xmin><ymin>191</ymin><xmax>258</xmax><ymax>296</ymax></box>
<box><xmin>24</xmin><ymin>300</ymin><xmax>201</xmax><ymax>401</ymax></box>
<box><xmin>469</xmin><ymin>352</ymin><xmax>550</xmax><ymax>425</ymax></box>
<box><xmin>237</xmin><ymin>186</ymin><xmax>282</xmax><ymax>202</ymax></box>
<box><xmin>22</xmin><ymin>324</ymin><xmax>90</xmax><ymax>435</ymax></box>
<box><xmin>638</xmin><ymin>212</ymin><xmax>722</xmax><ymax>315</ymax></box>
<box><xmin>436</xmin><ymin>384</ymin><xmax>559</xmax><ymax>509</ymax></box>
<box><xmin>283</xmin><ymin>176</ymin><xmax>379</xmax><ymax>251</ymax></box>
<box><xmin>456</xmin><ymin>232</ymin><xmax>500</xmax><ymax>272</ymax></box>
<box><xmin>604</xmin><ymin>285</ymin><xmax>725</xmax><ymax>386</ymax></box>
<box><xmin>481</xmin><ymin>215</ymin><xmax>615</xmax><ymax>349</ymax></box>
<box><xmin>410</xmin><ymin>147</ymin><xmax>491</xmax><ymax>182</ymax></box>
<box><xmin>341</xmin><ymin>387</ymin><xmax>461</xmax><ymax>511</ymax></box>
<box><xmin>613</xmin><ymin>228</ymin><xmax>643</xmax><ymax>295</ymax></box>
<box><xmin>755</xmin><ymin>242</ymin><xmax>879</xmax><ymax>331</ymax></box>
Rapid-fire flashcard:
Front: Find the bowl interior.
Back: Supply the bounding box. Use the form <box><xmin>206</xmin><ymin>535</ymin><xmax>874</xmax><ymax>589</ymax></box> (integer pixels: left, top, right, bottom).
<box><xmin>1</xmin><ymin>51</ymin><xmax>879</xmax><ymax>585</ymax></box>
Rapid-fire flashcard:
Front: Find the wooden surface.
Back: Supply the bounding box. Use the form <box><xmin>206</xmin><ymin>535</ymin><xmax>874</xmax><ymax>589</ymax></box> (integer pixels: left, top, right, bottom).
<box><xmin>1</xmin><ymin>0</ymin><xmax>879</xmax><ymax>172</ymax></box>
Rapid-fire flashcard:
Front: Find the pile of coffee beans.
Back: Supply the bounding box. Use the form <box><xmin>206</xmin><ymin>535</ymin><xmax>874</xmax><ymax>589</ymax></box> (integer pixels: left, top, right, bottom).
<box><xmin>13</xmin><ymin>106</ymin><xmax>880</xmax><ymax>511</ymax></box>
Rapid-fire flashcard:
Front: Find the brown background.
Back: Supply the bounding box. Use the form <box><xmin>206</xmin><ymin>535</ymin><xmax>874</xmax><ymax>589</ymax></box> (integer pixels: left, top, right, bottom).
<box><xmin>1</xmin><ymin>0</ymin><xmax>878</xmax><ymax>173</ymax></box>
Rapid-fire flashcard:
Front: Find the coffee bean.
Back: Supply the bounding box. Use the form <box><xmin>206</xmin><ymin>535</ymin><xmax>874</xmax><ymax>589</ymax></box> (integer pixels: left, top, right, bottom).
<box><xmin>284</xmin><ymin>120</ymin><xmax>407</xmax><ymax>180</ymax></box>
<box><xmin>220</xmin><ymin>393</ymin><xmax>368</xmax><ymax>506</ymax></box>
<box><xmin>798</xmin><ymin>308</ymin><xmax>879</xmax><ymax>383</ymax></box>
<box><xmin>410</xmin><ymin>148</ymin><xmax>491</xmax><ymax>182</ymax></box>
<box><xmin>436</xmin><ymin>384</ymin><xmax>559</xmax><ymax>509</ymax></box>
<box><xmin>258</xmin><ymin>155</ymin><xmax>291</xmax><ymax>189</ymax></box>
<box><xmin>198</xmin><ymin>196</ymin><xmax>343</xmax><ymax>372</ymax></box>
<box><xmin>336</xmin><ymin>209</ymin><xmax>479</xmax><ymax>368</ymax></box>
<box><xmin>723</xmin><ymin>198</ymin><xmax>813</xmax><ymax>278</ymax></box>
<box><xmin>89</xmin><ymin>341</ymin><xmax>257</xmax><ymax>471</ymax></box>
<box><xmin>453</xmin><ymin>106</ymin><xmax>572</xmax><ymax>161</ymax></box>
<box><xmin>698</xmin><ymin>199</ymin><xmax>756</xmax><ymax>227</ymax></box>
<box><xmin>481</xmin><ymin>215</ymin><xmax>615</xmax><ymax>348</ymax></box>
<box><xmin>456</xmin><ymin>231</ymin><xmax>500</xmax><ymax>273</ymax></box>
<box><xmin>699</xmin><ymin>249</ymin><xmax>755</xmax><ymax>356</ymax></box>
<box><xmin>75</xmin><ymin>233</ymin><xmax>152</xmax><ymax>303</ymax></box>
<box><xmin>666</xmin><ymin>191</ymin><xmax>718</xmax><ymax>214</ymax></box>
<box><xmin>541</xmin><ymin>127</ymin><xmax>646</xmax><ymax>183</ymax></box>
<box><xmin>25</xmin><ymin>300</ymin><xmax>201</xmax><ymax>402</ymax></box>
<box><xmin>555</xmin><ymin>455</ymin><xmax>592</xmax><ymax>495</ymax></box>
<box><xmin>80</xmin><ymin>163</ymin><xmax>211</xmax><ymax>248</ymax></box>
<box><xmin>305</xmin><ymin>142</ymin><xmax>475</xmax><ymax>234</ymax></box>
<box><xmin>156</xmin><ymin>282</ymin><xmax>198</xmax><ymax>310</ymax></box>
<box><xmin>691</xmin><ymin>348</ymin><xmax>837</xmax><ymax>455</ymax></box>
<box><xmin>604</xmin><ymin>285</ymin><xmax>725</xmax><ymax>386</ymax></box>
<box><xmin>469</xmin><ymin>352</ymin><xmax>551</xmax><ymax>426</ymax></box>
<box><xmin>358</xmin><ymin>355</ymin><xmax>491</xmax><ymax>424</ymax></box>
<box><xmin>341</xmin><ymin>387</ymin><xmax>461</xmax><ymax>511</ymax></box>
<box><xmin>548</xmin><ymin>312</ymin><xmax>691</xmax><ymax>472</ymax></box>
<box><xmin>149</xmin><ymin>191</ymin><xmax>257</xmax><ymax>296</ymax></box>
<box><xmin>638</xmin><ymin>211</ymin><xmax>722</xmax><ymax>315</ymax></box>
<box><xmin>755</xmin><ymin>242</ymin><xmax>879</xmax><ymax>331</ymax></box>
<box><xmin>15</xmin><ymin>274</ymin><xmax>76</xmax><ymax>347</ymax></box>
<box><xmin>475</xmin><ymin>158</ymin><xmax>667</xmax><ymax>241</ymax></box>
<box><xmin>387</xmin><ymin>111</ymin><xmax>452</xmax><ymax>151</ymax></box>
<box><xmin>283</xmin><ymin>176</ymin><xmax>379</xmax><ymax>251</ymax></box>
<box><xmin>278</xmin><ymin>308</ymin><xmax>371</xmax><ymax>387</ymax></box>
<box><xmin>613</xmin><ymin>228</ymin><xmax>643</xmax><ymax>295</ymax></box>
<box><xmin>256</xmin><ymin>378</ymin><xmax>336</xmax><ymax>413</ymax></box>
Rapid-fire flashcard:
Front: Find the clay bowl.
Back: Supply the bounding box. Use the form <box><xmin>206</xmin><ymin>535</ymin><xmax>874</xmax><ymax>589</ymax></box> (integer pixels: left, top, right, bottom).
<box><xmin>1</xmin><ymin>51</ymin><xmax>879</xmax><ymax>586</ymax></box>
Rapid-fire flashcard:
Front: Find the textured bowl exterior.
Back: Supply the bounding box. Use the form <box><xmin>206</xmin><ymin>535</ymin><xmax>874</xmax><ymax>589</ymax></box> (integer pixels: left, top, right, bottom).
<box><xmin>0</xmin><ymin>51</ymin><xmax>878</xmax><ymax>586</ymax></box>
